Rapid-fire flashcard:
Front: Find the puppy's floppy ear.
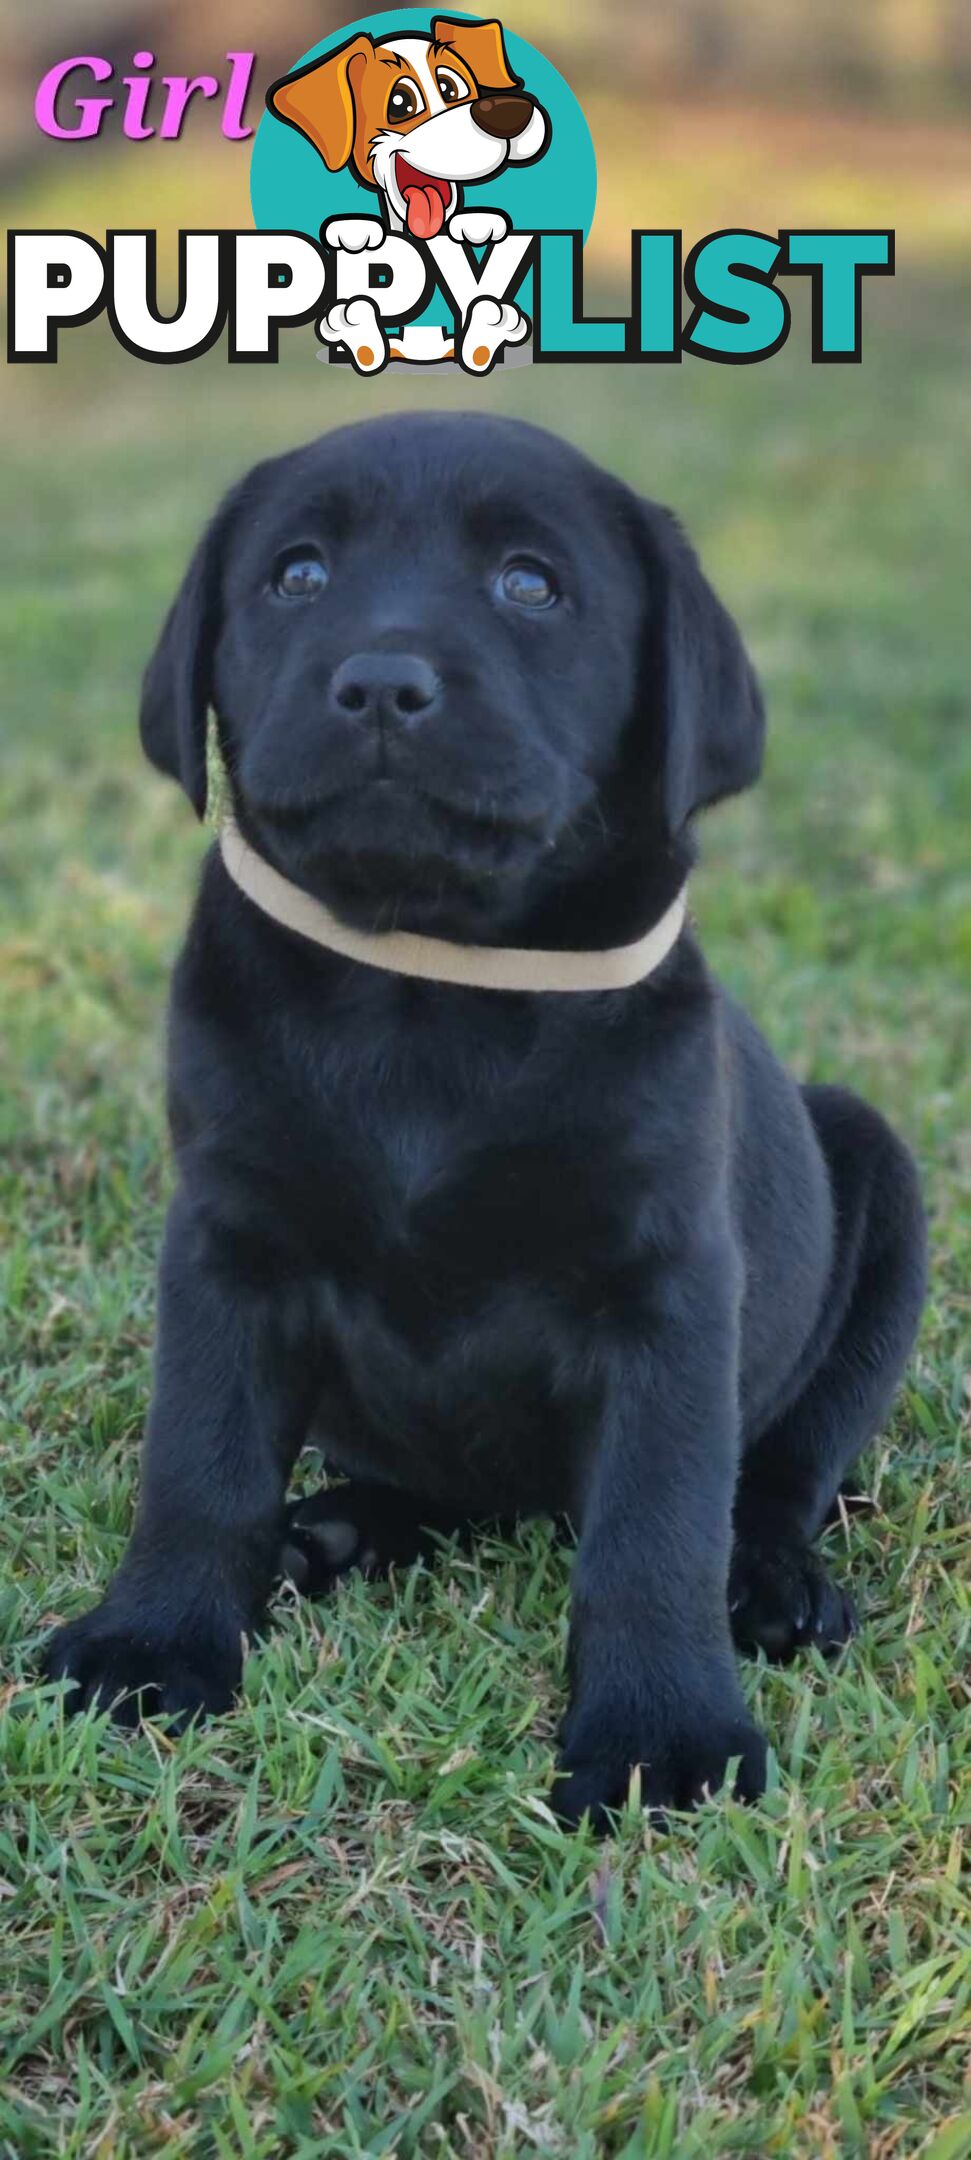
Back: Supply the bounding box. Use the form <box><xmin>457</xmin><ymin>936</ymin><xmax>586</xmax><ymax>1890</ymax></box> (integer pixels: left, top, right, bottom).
<box><xmin>139</xmin><ymin>504</ymin><xmax>230</xmax><ymax>819</ymax></box>
<box><xmin>432</xmin><ymin>17</ymin><xmax>520</xmax><ymax>91</ymax></box>
<box><xmin>634</xmin><ymin>498</ymin><xmax>765</xmax><ymax>833</ymax></box>
<box><xmin>266</xmin><ymin>35</ymin><xmax>373</xmax><ymax>172</ymax></box>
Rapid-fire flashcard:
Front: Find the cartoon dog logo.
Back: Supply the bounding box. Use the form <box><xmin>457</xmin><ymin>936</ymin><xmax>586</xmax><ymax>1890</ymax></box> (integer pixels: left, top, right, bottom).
<box><xmin>266</xmin><ymin>17</ymin><xmax>551</xmax><ymax>370</ymax></box>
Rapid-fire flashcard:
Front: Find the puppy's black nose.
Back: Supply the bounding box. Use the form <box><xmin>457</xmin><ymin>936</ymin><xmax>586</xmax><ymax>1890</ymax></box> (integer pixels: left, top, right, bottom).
<box><xmin>329</xmin><ymin>652</ymin><xmax>441</xmax><ymax>727</ymax></box>
<box><xmin>471</xmin><ymin>92</ymin><xmax>534</xmax><ymax>139</ymax></box>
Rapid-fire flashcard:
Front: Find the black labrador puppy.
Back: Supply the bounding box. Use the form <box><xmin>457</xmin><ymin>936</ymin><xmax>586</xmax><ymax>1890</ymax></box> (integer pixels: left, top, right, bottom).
<box><xmin>44</xmin><ymin>415</ymin><xmax>926</xmax><ymax>1826</ymax></box>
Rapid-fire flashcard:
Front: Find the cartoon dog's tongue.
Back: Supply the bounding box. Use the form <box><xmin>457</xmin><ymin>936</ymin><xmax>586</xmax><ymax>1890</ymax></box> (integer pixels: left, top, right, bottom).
<box><xmin>397</xmin><ymin>158</ymin><xmax>450</xmax><ymax>240</ymax></box>
<box><xmin>404</xmin><ymin>185</ymin><xmax>445</xmax><ymax>239</ymax></box>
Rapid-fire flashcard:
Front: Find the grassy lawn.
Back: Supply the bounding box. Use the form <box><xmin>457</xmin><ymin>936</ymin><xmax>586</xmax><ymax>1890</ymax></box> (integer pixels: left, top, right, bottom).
<box><xmin>1</xmin><ymin>275</ymin><xmax>969</xmax><ymax>2156</ymax></box>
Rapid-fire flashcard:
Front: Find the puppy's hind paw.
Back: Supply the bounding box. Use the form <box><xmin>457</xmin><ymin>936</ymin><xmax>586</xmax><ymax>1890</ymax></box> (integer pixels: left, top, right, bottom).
<box><xmin>279</xmin><ymin>1481</ymin><xmax>451</xmax><ymax>1598</ymax></box>
<box><xmin>729</xmin><ymin>1539</ymin><xmax>857</xmax><ymax>1662</ymax></box>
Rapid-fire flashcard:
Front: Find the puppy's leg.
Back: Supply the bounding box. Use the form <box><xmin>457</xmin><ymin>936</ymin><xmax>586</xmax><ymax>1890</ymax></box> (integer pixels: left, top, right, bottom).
<box><xmin>731</xmin><ymin>1089</ymin><xmax>926</xmax><ymax>1662</ymax></box>
<box><xmin>43</xmin><ymin>1192</ymin><xmax>315</xmax><ymax>1727</ymax></box>
<box><xmin>556</xmin><ymin>1236</ymin><xmax>767</xmax><ymax>1832</ymax></box>
<box><xmin>279</xmin><ymin>1481</ymin><xmax>483</xmax><ymax>1594</ymax></box>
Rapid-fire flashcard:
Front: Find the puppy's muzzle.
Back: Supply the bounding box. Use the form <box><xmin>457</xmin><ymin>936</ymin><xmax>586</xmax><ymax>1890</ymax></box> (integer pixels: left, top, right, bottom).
<box><xmin>471</xmin><ymin>93</ymin><xmax>536</xmax><ymax>139</ymax></box>
<box><xmin>329</xmin><ymin>652</ymin><xmax>442</xmax><ymax>731</ymax></box>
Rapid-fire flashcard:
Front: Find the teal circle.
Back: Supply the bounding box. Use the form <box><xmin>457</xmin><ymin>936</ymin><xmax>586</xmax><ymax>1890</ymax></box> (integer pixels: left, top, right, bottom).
<box><xmin>250</xmin><ymin>10</ymin><xmax>597</xmax><ymax>242</ymax></box>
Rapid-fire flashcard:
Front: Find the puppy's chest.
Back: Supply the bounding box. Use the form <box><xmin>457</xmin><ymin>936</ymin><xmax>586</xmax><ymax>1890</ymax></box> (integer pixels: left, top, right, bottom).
<box><xmin>307</xmin><ymin>1083</ymin><xmax>630</xmax><ymax>1301</ymax></box>
<box><xmin>238</xmin><ymin>1016</ymin><xmax>655</xmax><ymax>1508</ymax></box>
<box><xmin>230</xmin><ymin>988</ymin><xmax>657</xmax><ymax>1327</ymax></box>
<box><xmin>305</xmin><ymin>1094</ymin><xmax>615</xmax><ymax>1509</ymax></box>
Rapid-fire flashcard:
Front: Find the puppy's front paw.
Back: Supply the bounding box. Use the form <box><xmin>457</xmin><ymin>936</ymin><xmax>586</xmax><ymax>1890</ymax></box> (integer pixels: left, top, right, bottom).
<box><xmin>554</xmin><ymin>1694</ymin><xmax>767</xmax><ymax>1833</ymax></box>
<box><xmin>43</xmin><ymin>1603</ymin><xmax>244</xmax><ymax>1729</ymax></box>
<box><xmin>729</xmin><ymin>1539</ymin><xmax>857</xmax><ymax>1662</ymax></box>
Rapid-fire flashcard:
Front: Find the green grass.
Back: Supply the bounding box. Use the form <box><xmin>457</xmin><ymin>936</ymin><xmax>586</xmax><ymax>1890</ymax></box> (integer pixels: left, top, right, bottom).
<box><xmin>1</xmin><ymin>276</ymin><xmax>969</xmax><ymax>2157</ymax></box>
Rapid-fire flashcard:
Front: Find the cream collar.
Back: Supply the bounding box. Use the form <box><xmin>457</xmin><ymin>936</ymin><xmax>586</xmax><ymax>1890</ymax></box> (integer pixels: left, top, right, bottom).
<box><xmin>219</xmin><ymin>815</ymin><xmax>688</xmax><ymax>995</ymax></box>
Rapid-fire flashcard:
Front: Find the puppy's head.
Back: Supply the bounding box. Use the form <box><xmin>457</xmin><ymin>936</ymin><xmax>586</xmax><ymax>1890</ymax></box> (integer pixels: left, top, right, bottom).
<box><xmin>266</xmin><ymin>19</ymin><xmax>550</xmax><ymax>239</ymax></box>
<box><xmin>141</xmin><ymin>414</ymin><xmax>763</xmax><ymax>941</ymax></box>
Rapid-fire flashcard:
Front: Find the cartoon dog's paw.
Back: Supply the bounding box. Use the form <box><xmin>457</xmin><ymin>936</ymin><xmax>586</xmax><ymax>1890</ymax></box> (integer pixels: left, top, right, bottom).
<box><xmin>322</xmin><ymin>216</ymin><xmax>386</xmax><ymax>253</ymax></box>
<box><xmin>459</xmin><ymin>296</ymin><xmax>529</xmax><ymax>375</ymax></box>
<box><xmin>446</xmin><ymin>208</ymin><xmax>509</xmax><ymax>247</ymax></box>
<box><xmin>729</xmin><ymin>1540</ymin><xmax>857</xmax><ymax>1662</ymax></box>
<box><xmin>318</xmin><ymin>297</ymin><xmax>388</xmax><ymax>375</ymax></box>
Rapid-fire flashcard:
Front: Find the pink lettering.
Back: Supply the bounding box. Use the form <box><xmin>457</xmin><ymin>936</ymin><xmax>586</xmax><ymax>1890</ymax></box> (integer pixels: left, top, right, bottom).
<box><xmin>159</xmin><ymin>75</ymin><xmax>220</xmax><ymax>142</ymax></box>
<box><xmin>33</xmin><ymin>51</ymin><xmax>259</xmax><ymax>146</ymax></box>
<box><xmin>222</xmin><ymin>52</ymin><xmax>256</xmax><ymax>140</ymax></box>
<box><xmin>35</xmin><ymin>55</ymin><xmax>113</xmax><ymax>140</ymax></box>
<box><xmin>122</xmin><ymin>52</ymin><xmax>155</xmax><ymax>140</ymax></box>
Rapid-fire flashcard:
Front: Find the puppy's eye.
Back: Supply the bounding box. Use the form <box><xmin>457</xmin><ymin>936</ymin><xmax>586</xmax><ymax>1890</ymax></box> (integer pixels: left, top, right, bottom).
<box><xmin>495</xmin><ymin>559</ymin><xmax>559</xmax><ymax>610</ymax></box>
<box><xmin>273</xmin><ymin>551</ymin><xmax>328</xmax><ymax>600</ymax></box>
<box><xmin>388</xmin><ymin>77</ymin><xmax>425</xmax><ymax>121</ymax></box>
<box><xmin>436</xmin><ymin>68</ymin><xmax>466</xmax><ymax>103</ymax></box>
